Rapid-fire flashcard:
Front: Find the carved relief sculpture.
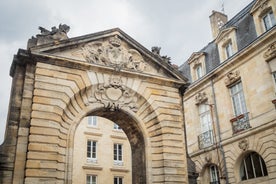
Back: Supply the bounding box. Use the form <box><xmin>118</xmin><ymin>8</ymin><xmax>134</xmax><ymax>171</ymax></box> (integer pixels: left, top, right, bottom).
<box><xmin>195</xmin><ymin>92</ymin><xmax>208</xmax><ymax>105</ymax></box>
<box><xmin>224</xmin><ymin>70</ymin><xmax>240</xmax><ymax>86</ymax></box>
<box><xmin>263</xmin><ymin>41</ymin><xmax>276</xmax><ymax>61</ymax></box>
<box><xmin>93</xmin><ymin>76</ymin><xmax>138</xmax><ymax>112</ymax></box>
<box><xmin>238</xmin><ymin>139</ymin><xmax>249</xmax><ymax>151</ymax></box>
<box><xmin>28</xmin><ymin>24</ymin><xmax>70</xmax><ymax>48</ymax></box>
<box><xmin>81</xmin><ymin>35</ymin><xmax>148</xmax><ymax>72</ymax></box>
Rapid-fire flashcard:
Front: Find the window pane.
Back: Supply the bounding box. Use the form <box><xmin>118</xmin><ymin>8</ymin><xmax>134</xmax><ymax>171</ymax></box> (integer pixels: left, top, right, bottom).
<box><xmin>252</xmin><ymin>152</ymin><xmax>263</xmax><ymax>177</ymax></box>
<box><xmin>87</xmin><ymin>175</ymin><xmax>96</xmax><ymax>184</ymax></box>
<box><xmin>230</xmin><ymin>82</ymin><xmax>247</xmax><ymax>116</ymax></box>
<box><xmin>245</xmin><ymin>155</ymin><xmax>254</xmax><ymax>179</ymax></box>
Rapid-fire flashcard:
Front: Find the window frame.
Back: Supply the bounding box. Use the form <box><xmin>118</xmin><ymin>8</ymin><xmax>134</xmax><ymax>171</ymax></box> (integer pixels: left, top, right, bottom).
<box><xmin>87</xmin><ymin>140</ymin><xmax>97</xmax><ymax>163</ymax></box>
<box><xmin>272</xmin><ymin>71</ymin><xmax>276</xmax><ymax>90</ymax></box>
<box><xmin>240</xmin><ymin>152</ymin><xmax>268</xmax><ymax>181</ymax></box>
<box><xmin>114</xmin><ymin>176</ymin><xmax>123</xmax><ymax>184</ymax></box>
<box><xmin>229</xmin><ymin>82</ymin><xmax>247</xmax><ymax>117</ymax></box>
<box><xmin>225</xmin><ymin>41</ymin><xmax>233</xmax><ymax>59</ymax></box>
<box><xmin>262</xmin><ymin>10</ymin><xmax>276</xmax><ymax>31</ymax></box>
<box><xmin>88</xmin><ymin>116</ymin><xmax>97</xmax><ymax>127</ymax></box>
<box><xmin>86</xmin><ymin>175</ymin><xmax>97</xmax><ymax>184</ymax></box>
<box><xmin>195</xmin><ymin>64</ymin><xmax>203</xmax><ymax>80</ymax></box>
<box><xmin>210</xmin><ymin>164</ymin><xmax>220</xmax><ymax>184</ymax></box>
<box><xmin>114</xmin><ymin>143</ymin><xmax>123</xmax><ymax>166</ymax></box>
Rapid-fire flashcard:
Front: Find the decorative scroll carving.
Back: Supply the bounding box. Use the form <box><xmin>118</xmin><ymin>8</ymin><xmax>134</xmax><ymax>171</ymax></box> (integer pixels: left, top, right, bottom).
<box><xmin>195</xmin><ymin>92</ymin><xmax>208</xmax><ymax>105</ymax></box>
<box><xmin>94</xmin><ymin>76</ymin><xmax>138</xmax><ymax>112</ymax></box>
<box><xmin>264</xmin><ymin>41</ymin><xmax>276</xmax><ymax>61</ymax></box>
<box><xmin>224</xmin><ymin>70</ymin><xmax>240</xmax><ymax>86</ymax></box>
<box><xmin>81</xmin><ymin>35</ymin><xmax>148</xmax><ymax>72</ymax></box>
<box><xmin>238</xmin><ymin>139</ymin><xmax>249</xmax><ymax>151</ymax></box>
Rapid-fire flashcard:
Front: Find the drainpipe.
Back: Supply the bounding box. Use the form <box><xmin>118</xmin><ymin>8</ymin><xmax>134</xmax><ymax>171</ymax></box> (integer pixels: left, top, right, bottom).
<box><xmin>179</xmin><ymin>84</ymin><xmax>199</xmax><ymax>182</ymax></box>
<box><xmin>210</xmin><ymin>76</ymin><xmax>229</xmax><ymax>184</ymax></box>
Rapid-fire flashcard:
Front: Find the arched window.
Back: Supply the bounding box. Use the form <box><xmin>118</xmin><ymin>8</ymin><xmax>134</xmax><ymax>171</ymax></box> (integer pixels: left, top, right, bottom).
<box><xmin>240</xmin><ymin>152</ymin><xmax>268</xmax><ymax>181</ymax></box>
<box><xmin>210</xmin><ymin>164</ymin><xmax>220</xmax><ymax>184</ymax></box>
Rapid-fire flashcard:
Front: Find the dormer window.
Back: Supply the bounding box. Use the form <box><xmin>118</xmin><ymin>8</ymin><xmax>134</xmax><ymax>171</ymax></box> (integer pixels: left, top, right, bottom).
<box><xmin>250</xmin><ymin>0</ymin><xmax>276</xmax><ymax>35</ymax></box>
<box><xmin>263</xmin><ymin>10</ymin><xmax>276</xmax><ymax>31</ymax></box>
<box><xmin>188</xmin><ymin>52</ymin><xmax>206</xmax><ymax>82</ymax></box>
<box><xmin>215</xmin><ymin>27</ymin><xmax>237</xmax><ymax>62</ymax></box>
<box><xmin>225</xmin><ymin>41</ymin><xmax>233</xmax><ymax>58</ymax></box>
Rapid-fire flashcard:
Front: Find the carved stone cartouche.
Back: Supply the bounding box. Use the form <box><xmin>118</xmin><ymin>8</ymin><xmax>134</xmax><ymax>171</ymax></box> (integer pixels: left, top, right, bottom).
<box><xmin>81</xmin><ymin>35</ymin><xmax>148</xmax><ymax>72</ymax></box>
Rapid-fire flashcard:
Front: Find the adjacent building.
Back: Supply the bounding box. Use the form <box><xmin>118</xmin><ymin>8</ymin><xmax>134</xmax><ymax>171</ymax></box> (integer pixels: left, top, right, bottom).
<box><xmin>180</xmin><ymin>0</ymin><xmax>276</xmax><ymax>183</ymax></box>
<box><xmin>72</xmin><ymin>116</ymin><xmax>131</xmax><ymax>184</ymax></box>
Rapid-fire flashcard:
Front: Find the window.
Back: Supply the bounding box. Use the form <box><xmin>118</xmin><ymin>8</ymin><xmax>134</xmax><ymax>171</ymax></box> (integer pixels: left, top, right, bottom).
<box><xmin>240</xmin><ymin>152</ymin><xmax>268</xmax><ymax>181</ymax></box>
<box><xmin>87</xmin><ymin>140</ymin><xmax>97</xmax><ymax>163</ymax></box>
<box><xmin>88</xmin><ymin>116</ymin><xmax>97</xmax><ymax>127</ymax></box>
<box><xmin>273</xmin><ymin>72</ymin><xmax>276</xmax><ymax>86</ymax></box>
<box><xmin>114</xmin><ymin>143</ymin><xmax>123</xmax><ymax>165</ymax></box>
<box><xmin>198</xmin><ymin>104</ymin><xmax>213</xmax><ymax>149</ymax></box>
<box><xmin>210</xmin><ymin>165</ymin><xmax>220</xmax><ymax>184</ymax></box>
<box><xmin>87</xmin><ymin>175</ymin><xmax>97</xmax><ymax>184</ymax></box>
<box><xmin>225</xmin><ymin>42</ymin><xmax>233</xmax><ymax>58</ymax></box>
<box><xmin>114</xmin><ymin>176</ymin><xmax>123</xmax><ymax>184</ymax></box>
<box><xmin>196</xmin><ymin>64</ymin><xmax>203</xmax><ymax>79</ymax></box>
<box><xmin>114</xmin><ymin>123</ymin><xmax>122</xmax><ymax>130</ymax></box>
<box><xmin>230</xmin><ymin>82</ymin><xmax>247</xmax><ymax>116</ymax></box>
<box><xmin>263</xmin><ymin>10</ymin><xmax>276</xmax><ymax>31</ymax></box>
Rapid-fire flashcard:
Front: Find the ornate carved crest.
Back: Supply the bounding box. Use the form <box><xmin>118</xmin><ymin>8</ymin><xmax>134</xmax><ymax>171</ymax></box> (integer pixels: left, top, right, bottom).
<box><xmin>238</xmin><ymin>139</ymin><xmax>249</xmax><ymax>151</ymax></box>
<box><xmin>81</xmin><ymin>35</ymin><xmax>148</xmax><ymax>72</ymax></box>
<box><xmin>195</xmin><ymin>92</ymin><xmax>208</xmax><ymax>105</ymax></box>
<box><xmin>94</xmin><ymin>76</ymin><xmax>138</xmax><ymax>112</ymax></box>
<box><xmin>263</xmin><ymin>41</ymin><xmax>276</xmax><ymax>62</ymax></box>
<box><xmin>224</xmin><ymin>70</ymin><xmax>240</xmax><ymax>86</ymax></box>
<box><xmin>28</xmin><ymin>24</ymin><xmax>70</xmax><ymax>48</ymax></box>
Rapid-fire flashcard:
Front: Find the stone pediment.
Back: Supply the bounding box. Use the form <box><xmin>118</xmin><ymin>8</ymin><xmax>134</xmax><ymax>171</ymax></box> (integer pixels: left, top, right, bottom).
<box><xmin>29</xmin><ymin>28</ymin><xmax>186</xmax><ymax>81</ymax></box>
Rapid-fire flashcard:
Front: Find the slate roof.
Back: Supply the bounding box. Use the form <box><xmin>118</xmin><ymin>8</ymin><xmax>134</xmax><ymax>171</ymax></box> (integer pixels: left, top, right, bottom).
<box><xmin>179</xmin><ymin>0</ymin><xmax>257</xmax><ymax>82</ymax></box>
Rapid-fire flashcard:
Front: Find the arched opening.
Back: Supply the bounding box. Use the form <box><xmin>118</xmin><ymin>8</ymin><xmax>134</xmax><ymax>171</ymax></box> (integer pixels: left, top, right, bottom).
<box><xmin>72</xmin><ymin>115</ymin><xmax>132</xmax><ymax>184</ymax></box>
<box><xmin>69</xmin><ymin>109</ymin><xmax>146</xmax><ymax>184</ymax></box>
<box><xmin>240</xmin><ymin>151</ymin><xmax>268</xmax><ymax>181</ymax></box>
<box><xmin>201</xmin><ymin>164</ymin><xmax>220</xmax><ymax>184</ymax></box>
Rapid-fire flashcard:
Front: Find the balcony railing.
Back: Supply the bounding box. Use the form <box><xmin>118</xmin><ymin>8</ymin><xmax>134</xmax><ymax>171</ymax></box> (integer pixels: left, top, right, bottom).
<box><xmin>230</xmin><ymin>112</ymin><xmax>250</xmax><ymax>134</ymax></box>
<box><xmin>198</xmin><ymin>130</ymin><xmax>214</xmax><ymax>149</ymax></box>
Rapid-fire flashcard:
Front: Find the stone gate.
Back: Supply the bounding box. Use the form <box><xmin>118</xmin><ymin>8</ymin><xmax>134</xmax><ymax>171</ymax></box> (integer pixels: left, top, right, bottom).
<box><xmin>0</xmin><ymin>27</ymin><xmax>189</xmax><ymax>183</ymax></box>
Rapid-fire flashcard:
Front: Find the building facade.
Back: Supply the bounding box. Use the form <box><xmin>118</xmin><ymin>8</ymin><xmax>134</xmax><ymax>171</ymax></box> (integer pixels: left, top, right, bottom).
<box><xmin>180</xmin><ymin>0</ymin><xmax>276</xmax><ymax>183</ymax></box>
<box><xmin>72</xmin><ymin>116</ymin><xmax>132</xmax><ymax>184</ymax></box>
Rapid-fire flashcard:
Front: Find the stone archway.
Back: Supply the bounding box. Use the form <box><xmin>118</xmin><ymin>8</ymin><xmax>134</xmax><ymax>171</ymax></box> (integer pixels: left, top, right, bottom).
<box><xmin>0</xmin><ymin>28</ymin><xmax>189</xmax><ymax>184</ymax></box>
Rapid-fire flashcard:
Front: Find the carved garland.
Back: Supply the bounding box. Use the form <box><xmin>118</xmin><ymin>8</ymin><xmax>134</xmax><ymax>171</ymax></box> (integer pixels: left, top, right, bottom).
<box><xmin>224</xmin><ymin>70</ymin><xmax>241</xmax><ymax>87</ymax></box>
<box><xmin>195</xmin><ymin>92</ymin><xmax>208</xmax><ymax>105</ymax></box>
<box><xmin>263</xmin><ymin>41</ymin><xmax>276</xmax><ymax>62</ymax></box>
<box><xmin>93</xmin><ymin>76</ymin><xmax>138</xmax><ymax>112</ymax></box>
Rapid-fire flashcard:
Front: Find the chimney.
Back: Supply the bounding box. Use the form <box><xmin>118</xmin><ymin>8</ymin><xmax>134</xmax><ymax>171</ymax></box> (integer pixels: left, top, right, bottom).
<box><xmin>209</xmin><ymin>10</ymin><xmax>228</xmax><ymax>39</ymax></box>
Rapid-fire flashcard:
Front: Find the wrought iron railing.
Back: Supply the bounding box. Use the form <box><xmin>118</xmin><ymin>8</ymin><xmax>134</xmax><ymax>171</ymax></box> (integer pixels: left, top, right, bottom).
<box><xmin>198</xmin><ymin>130</ymin><xmax>214</xmax><ymax>149</ymax></box>
<box><xmin>230</xmin><ymin>112</ymin><xmax>250</xmax><ymax>134</ymax></box>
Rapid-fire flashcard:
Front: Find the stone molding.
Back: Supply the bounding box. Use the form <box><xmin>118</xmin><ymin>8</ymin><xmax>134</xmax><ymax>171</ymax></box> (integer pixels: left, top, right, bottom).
<box><xmin>224</xmin><ymin>70</ymin><xmax>240</xmax><ymax>87</ymax></box>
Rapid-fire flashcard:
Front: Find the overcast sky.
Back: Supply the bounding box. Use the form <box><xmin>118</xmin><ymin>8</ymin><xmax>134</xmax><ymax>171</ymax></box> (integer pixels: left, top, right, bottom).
<box><xmin>0</xmin><ymin>0</ymin><xmax>254</xmax><ymax>143</ymax></box>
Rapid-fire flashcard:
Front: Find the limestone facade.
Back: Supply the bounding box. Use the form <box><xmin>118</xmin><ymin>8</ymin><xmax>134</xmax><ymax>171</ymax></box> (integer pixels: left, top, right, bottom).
<box><xmin>72</xmin><ymin>116</ymin><xmax>132</xmax><ymax>184</ymax></box>
<box><xmin>180</xmin><ymin>0</ymin><xmax>276</xmax><ymax>183</ymax></box>
<box><xmin>0</xmin><ymin>28</ymin><xmax>188</xmax><ymax>184</ymax></box>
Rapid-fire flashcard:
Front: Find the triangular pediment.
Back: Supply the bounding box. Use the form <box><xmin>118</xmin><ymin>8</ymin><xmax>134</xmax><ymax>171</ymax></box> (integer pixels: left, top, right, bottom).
<box><xmin>29</xmin><ymin>28</ymin><xmax>187</xmax><ymax>82</ymax></box>
<box><xmin>250</xmin><ymin>0</ymin><xmax>269</xmax><ymax>14</ymax></box>
<box><xmin>215</xmin><ymin>27</ymin><xmax>237</xmax><ymax>43</ymax></box>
